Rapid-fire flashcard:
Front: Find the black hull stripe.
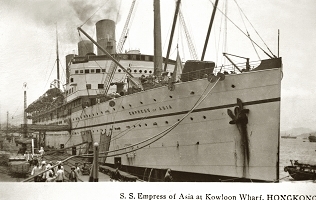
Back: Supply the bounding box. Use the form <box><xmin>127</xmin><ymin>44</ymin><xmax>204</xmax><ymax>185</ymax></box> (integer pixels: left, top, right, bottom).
<box><xmin>72</xmin><ymin>97</ymin><xmax>280</xmax><ymax>131</ymax></box>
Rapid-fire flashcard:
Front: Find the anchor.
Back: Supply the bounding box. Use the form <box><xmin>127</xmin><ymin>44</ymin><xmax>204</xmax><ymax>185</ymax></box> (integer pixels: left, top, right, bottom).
<box><xmin>227</xmin><ymin>98</ymin><xmax>250</xmax><ymax>177</ymax></box>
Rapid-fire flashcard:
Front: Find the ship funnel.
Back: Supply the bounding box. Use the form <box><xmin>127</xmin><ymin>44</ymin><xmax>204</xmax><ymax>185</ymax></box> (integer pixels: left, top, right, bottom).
<box><xmin>96</xmin><ymin>19</ymin><xmax>116</xmax><ymax>55</ymax></box>
<box><xmin>78</xmin><ymin>40</ymin><xmax>94</xmax><ymax>56</ymax></box>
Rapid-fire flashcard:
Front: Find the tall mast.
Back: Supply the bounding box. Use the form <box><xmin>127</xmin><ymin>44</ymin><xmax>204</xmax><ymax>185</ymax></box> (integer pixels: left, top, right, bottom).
<box><xmin>153</xmin><ymin>0</ymin><xmax>162</xmax><ymax>77</ymax></box>
<box><xmin>201</xmin><ymin>0</ymin><xmax>219</xmax><ymax>61</ymax></box>
<box><xmin>56</xmin><ymin>25</ymin><xmax>60</xmax><ymax>89</ymax></box>
<box><xmin>163</xmin><ymin>0</ymin><xmax>181</xmax><ymax>72</ymax></box>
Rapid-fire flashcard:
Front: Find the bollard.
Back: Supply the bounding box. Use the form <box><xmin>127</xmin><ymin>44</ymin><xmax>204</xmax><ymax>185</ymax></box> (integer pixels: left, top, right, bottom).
<box><xmin>93</xmin><ymin>142</ymin><xmax>99</xmax><ymax>182</ymax></box>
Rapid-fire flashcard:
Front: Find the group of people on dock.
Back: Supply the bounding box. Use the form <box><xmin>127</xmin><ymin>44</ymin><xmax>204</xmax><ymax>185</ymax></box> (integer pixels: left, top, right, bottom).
<box><xmin>31</xmin><ymin>160</ymin><xmax>81</xmax><ymax>182</ymax></box>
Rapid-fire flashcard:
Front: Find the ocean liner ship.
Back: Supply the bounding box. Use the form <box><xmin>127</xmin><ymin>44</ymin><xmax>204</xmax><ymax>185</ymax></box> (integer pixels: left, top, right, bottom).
<box><xmin>25</xmin><ymin>0</ymin><xmax>282</xmax><ymax>182</ymax></box>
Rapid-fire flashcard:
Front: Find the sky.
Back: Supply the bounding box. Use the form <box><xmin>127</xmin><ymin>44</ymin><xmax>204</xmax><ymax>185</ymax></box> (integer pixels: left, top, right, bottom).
<box><xmin>0</xmin><ymin>0</ymin><xmax>315</xmax><ymax>132</ymax></box>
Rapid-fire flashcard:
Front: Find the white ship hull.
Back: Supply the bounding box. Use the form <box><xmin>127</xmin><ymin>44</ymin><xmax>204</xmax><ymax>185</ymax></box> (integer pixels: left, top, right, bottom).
<box><xmin>44</xmin><ymin>66</ymin><xmax>281</xmax><ymax>181</ymax></box>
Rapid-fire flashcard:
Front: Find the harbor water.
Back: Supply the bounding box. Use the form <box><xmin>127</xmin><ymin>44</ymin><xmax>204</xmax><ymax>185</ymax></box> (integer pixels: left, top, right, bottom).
<box><xmin>279</xmin><ymin>138</ymin><xmax>316</xmax><ymax>182</ymax></box>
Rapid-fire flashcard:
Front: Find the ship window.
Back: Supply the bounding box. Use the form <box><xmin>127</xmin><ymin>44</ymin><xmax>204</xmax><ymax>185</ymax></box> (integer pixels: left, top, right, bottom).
<box><xmin>144</xmin><ymin>70</ymin><xmax>147</xmax><ymax>73</ymax></box>
<box><xmin>118</xmin><ymin>69</ymin><xmax>121</xmax><ymax>72</ymax></box>
<box><xmin>85</xmin><ymin>69</ymin><xmax>89</xmax><ymax>73</ymax></box>
<box><xmin>75</xmin><ymin>70</ymin><xmax>79</xmax><ymax>74</ymax></box>
<box><xmin>80</xmin><ymin>70</ymin><xmax>83</xmax><ymax>73</ymax></box>
<box><xmin>98</xmin><ymin>84</ymin><xmax>104</xmax><ymax>89</ymax></box>
<box><xmin>139</xmin><ymin>70</ymin><xmax>142</xmax><ymax>73</ymax></box>
<box><xmin>96</xmin><ymin>69</ymin><xmax>101</xmax><ymax>73</ymax></box>
<box><xmin>91</xmin><ymin>69</ymin><xmax>95</xmax><ymax>73</ymax></box>
<box><xmin>149</xmin><ymin>70</ymin><xmax>152</xmax><ymax>74</ymax></box>
<box><xmin>145</xmin><ymin>56</ymin><xmax>149</xmax><ymax>61</ymax></box>
<box><xmin>86</xmin><ymin>84</ymin><xmax>91</xmax><ymax>89</ymax></box>
<box><xmin>134</xmin><ymin>70</ymin><xmax>137</xmax><ymax>73</ymax></box>
<box><xmin>102</xmin><ymin>69</ymin><xmax>106</xmax><ymax>73</ymax></box>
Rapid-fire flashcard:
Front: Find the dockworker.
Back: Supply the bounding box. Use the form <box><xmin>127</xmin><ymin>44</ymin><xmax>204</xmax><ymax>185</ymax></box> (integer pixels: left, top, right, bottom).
<box><xmin>38</xmin><ymin>147</ymin><xmax>45</xmax><ymax>159</ymax></box>
<box><xmin>46</xmin><ymin>172</ymin><xmax>56</xmax><ymax>182</ymax></box>
<box><xmin>31</xmin><ymin>162</ymin><xmax>41</xmax><ymax>182</ymax></box>
<box><xmin>43</xmin><ymin>163</ymin><xmax>54</xmax><ymax>181</ymax></box>
<box><xmin>68</xmin><ymin>166</ymin><xmax>78</xmax><ymax>182</ymax></box>
<box><xmin>47</xmin><ymin>161</ymin><xmax>55</xmax><ymax>175</ymax></box>
<box><xmin>55</xmin><ymin>161</ymin><xmax>64</xmax><ymax>172</ymax></box>
<box><xmin>55</xmin><ymin>165</ymin><xmax>65</xmax><ymax>182</ymax></box>
<box><xmin>164</xmin><ymin>169</ymin><xmax>173</xmax><ymax>182</ymax></box>
<box><xmin>39</xmin><ymin>161</ymin><xmax>47</xmax><ymax>182</ymax></box>
<box><xmin>112</xmin><ymin>168</ymin><xmax>121</xmax><ymax>181</ymax></box>
<box><xmin>81</xmin><ymin>163</ymin><xmax>89</xmax><ymax>175</ymax></box>
<box><xmin>74</xmin><ymin>163</ymin><xmax>80</xmax><ymax>175</ymax></box>
<box><xmin>24</xmin><ymin>151</ymin><xmax>30</xmax><ymax>162</ymax></box>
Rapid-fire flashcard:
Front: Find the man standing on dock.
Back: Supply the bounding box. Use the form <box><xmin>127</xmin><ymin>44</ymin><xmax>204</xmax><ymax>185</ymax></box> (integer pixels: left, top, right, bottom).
<box><xmin>68</xmin><ymin>166</ymin><xmax>78</xmax><ymax>182</ymax></box>
<box><xmin>55</xmin><ymin>165</ymin><xmax>65</xmax><ymax>182</ymax></box>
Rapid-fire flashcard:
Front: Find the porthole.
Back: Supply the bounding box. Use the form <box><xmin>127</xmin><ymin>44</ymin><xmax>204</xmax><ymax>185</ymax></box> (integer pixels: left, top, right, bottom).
<box><xmin>144</xmin><ymin>70</ymin><xmax>147</xmax><ymax>73</ymax></box>
<box><xmin>140</xmin><ymin>102</ymin><xmax>143</xmax><ymax>104</ymax></box>
<box><xmin>165</xmin><ymin>121</ymin><xmax>168</xmax><ymax>124</ymax></box>
<box><xmin>203</xmin><ymin>116</ymin><xmax>206</xmax><ymax>119</ymax></box>
<box><xmin>129</xmin><ymin>104</ymin><xmax>132</xmax><ymax>107</ymax></box>
<box><xmin>134</xmin><ymin>70</ymin><xmax>137</xmax><ymax>73</ymax></box>
<box><xmin>190</xmin><ymin>117</ymin><xmax>193</xmax><ymax>120</ymax></box>
<box><xmin>169</xmin><ymin>96</ymin><xmax>172</xmax><ymax>98</ymax></box>
<box><xmin>153</xmin><ymin>99</ymin><xmax>156</xmax><ymax>101</ymax></box>
<box><xmin>139</xmin><ymin>70</ymin><xmax>142</xmax><ymax>73</ymax></box>
<box><xmin>122</xmin><ymin>106</ymin><xmax>124</xmax><ymax>109</ymax></box>
<box><xmin>118</xmin><ymin>69</ymin><xmax>122</xmax><ymax>72</ymax></box>
<box><xmin>190</xmin><ymin>91</ymin><xmax>195</xmax><ymax>95</ymax></box>
<box><xmin>149</xmin><ymin>70</ymin><xmax>152</xmax><ymax>74</ymax></box>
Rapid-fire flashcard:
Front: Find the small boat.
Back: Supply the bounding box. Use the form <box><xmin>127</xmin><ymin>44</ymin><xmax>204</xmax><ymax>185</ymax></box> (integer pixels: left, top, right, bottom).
<box><xmin>281</xmin><ymin>134</ymin><xmax>296</xmax><ymax>139</ymax></box>
<box><xmin>308</xmin><ymin>135</ymin><xmax>316</xmax><ymax>142</ymax></box>
<box><xmin>284</xmin><ymin>160</ymin><xmax>316</xmax><ymax>181</ymax></box>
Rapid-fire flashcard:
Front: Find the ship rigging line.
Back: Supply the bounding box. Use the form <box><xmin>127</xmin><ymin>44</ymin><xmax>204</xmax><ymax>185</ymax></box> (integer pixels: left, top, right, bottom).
<box><xmin>208</xmin><ymin>0</ymin><xmax>275</xmax><ymax>59</ymax></box>
<box><xmin>96</xmin><ymin>77</ymin><xmax>222</xmax><ymax>158</ymax></box>
<box><xmin>233</xmin><ymin>0</ymin><xmax>275</xmax><ymax>58</ymax></box>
